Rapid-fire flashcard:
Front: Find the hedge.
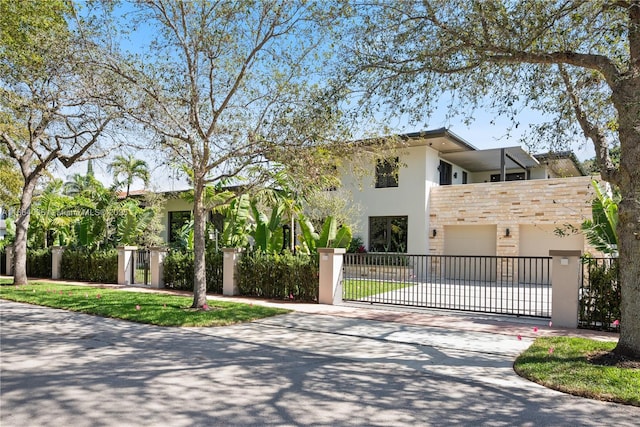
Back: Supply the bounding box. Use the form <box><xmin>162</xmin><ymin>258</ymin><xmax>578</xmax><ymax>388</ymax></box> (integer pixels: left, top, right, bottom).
<box><xmin>163</xmin><ymin>249</ymin><xmax>223</xmax><ymax>293</ymax></box>
<box><xmin>60</xmin><ymin>248</ymin><xmax>118</xmax><ymax>283</ymax></box>
<box><xmin>237</xmin><ymin>251</ymin><xmax>319</xmax><ymax>302</ymax></box>
<box><xmin>26</xmin><ymin>248</ymin><xmax>52</xmax><ymax>278</ymax></box>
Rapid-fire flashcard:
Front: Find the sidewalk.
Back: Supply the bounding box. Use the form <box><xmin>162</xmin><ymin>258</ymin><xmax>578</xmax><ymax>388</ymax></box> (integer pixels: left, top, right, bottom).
<box><xmin>1</xmin><ymin>275</ymin><xmax>618</xmax><ymax>343</ymax></box>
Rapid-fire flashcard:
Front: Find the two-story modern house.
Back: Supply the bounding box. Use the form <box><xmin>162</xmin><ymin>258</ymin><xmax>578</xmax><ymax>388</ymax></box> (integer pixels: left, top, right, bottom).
<box><xmin>339</xmin><ymin>128</ymin><xmax>597</xmax><ymax>258</ymax></box>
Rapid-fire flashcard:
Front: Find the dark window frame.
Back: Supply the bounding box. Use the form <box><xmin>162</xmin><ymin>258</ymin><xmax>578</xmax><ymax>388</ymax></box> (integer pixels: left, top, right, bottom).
<box><xmin>368</xmin><ymin>216</ymin><xmax>408</xmax><ymax>253</ymax></box>
<box><xmin>375</xmin><ymin>157</ymin><xmax>399</xmax><ymax>188</ymax></box>
<box><xmin>439</xmin><ymin>160</ymin><xmax>453</xmax><ymax>185</ymax></box>
<box><xmin>168</xmin><ymin>211</ymin><xmax>192</xmax><ymax>244</ymax></box>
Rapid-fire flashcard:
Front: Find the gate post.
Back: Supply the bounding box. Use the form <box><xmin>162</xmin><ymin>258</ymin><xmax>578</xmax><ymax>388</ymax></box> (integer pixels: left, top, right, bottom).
<box><xmin>117</xmin><ymin>246</ymin><xmax>137</xmax><ymax>286</ymax></box>
<box><xmin>549</xmin><ymin>250</ymin><xmax>582</xmax><ymax>328</ymax></box>
<box><xmin>318</xmin><ymin>248</ymin><xmax>345</xmax><ymax>305</ymax></box>
<box><xmin>149</xmin><ymin>247</ymin><xmax>168</xmax><ymax>289</ymax></box>
<box><xmin>222</xmin><ymin>248</ymin><xmax>242</xmax><ymax>296</ymax></box>
<box><xmin>5</xmin><ymin>245</ymin><xmax>13</xmax><ymax>276</ymax></box>
<box><xmin>51</xmin><ymin>246</ymin><xmax>65</xmax><ymax>279</ymax></box>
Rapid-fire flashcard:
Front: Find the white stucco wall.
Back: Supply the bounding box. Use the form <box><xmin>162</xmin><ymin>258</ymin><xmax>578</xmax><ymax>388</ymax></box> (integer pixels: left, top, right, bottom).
<box><xmin>341</xmin><ymin>145</ymin><xmax>442</xmax><ymax>253</ymax></box>
<box><xmin>159</xmin><ymin>197</ymin><xmax>193</xmax><ymax>243</ymax></box>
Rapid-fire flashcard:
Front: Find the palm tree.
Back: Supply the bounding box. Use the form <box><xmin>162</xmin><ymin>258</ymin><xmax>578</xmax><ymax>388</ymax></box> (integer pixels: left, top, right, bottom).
<box><xmin>108</xmin><ymin>155</ymin><xmax>150</xmax><ymax>198</ymax></box>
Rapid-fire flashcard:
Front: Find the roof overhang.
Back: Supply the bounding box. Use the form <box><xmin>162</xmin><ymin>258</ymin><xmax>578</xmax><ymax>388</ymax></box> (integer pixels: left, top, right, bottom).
<box><xmin>400</xmin><ymin>128</ymin><xmax>477</xmax><ymax>153</ymax></box>
<box><xmin>439</xmin><ymin>146</ymin><xmax>540</xmax><ymax>172</ymax></box>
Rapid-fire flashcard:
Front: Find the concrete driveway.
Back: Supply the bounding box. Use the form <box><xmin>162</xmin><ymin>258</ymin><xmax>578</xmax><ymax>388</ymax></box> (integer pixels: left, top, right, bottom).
<box><xmin>1</xmin><ymin>299</ymin><xmax>638</xmax><ymax>426</ymax></box>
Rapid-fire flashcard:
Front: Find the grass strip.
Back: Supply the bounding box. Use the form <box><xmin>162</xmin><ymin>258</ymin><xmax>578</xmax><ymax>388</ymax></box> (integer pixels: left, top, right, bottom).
<box><xmin>343</xmin><ymin>278</ymin><xmax>414</xmax><ymax>299</ymax></box>
<box><xmin>514</xmin><ymin>336</ymin><xmax>639</xmax><ymax>406</ymax></box>
<box><xmin>0</xmin><ymin>281</ymin><xmax>290</xmax><ymax>327</ymax></box>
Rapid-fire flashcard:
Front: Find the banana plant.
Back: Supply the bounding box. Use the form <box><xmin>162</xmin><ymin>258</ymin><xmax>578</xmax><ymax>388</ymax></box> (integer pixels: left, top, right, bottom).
<box><xmin>582</xmin><ymin>180</ymin><xmax>619</xmax><ymax>256</ymax></box>
<box><xmin>220</xmin><ymin>194</ymin><xmax>253</xmax><ymax>248</ymax></box>
<box><xmin>251</xmin><ymin>200</ymin><xmax>285</xmax><ymax>253</ymax></box>
<box><xmin>298</xmin><ymin>215</ymin><xmax>352</xmax><ymax>254</ymax></box>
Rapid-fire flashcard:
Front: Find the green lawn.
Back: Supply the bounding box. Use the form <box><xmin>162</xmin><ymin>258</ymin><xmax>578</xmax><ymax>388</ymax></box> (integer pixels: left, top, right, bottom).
<box><xmin>0</xmin><ymin>280</ymin><xmax>290</xmax><ymax>327</ymax></box>
<box><xmin>342</xmin><ymin>278</ymin><xmax>414</xmax><ymax>300</ymax></box>
<box><xmin>514</xmin><ymin>336</ymin><xmax>640</xmax><ymax>406</ymax></box>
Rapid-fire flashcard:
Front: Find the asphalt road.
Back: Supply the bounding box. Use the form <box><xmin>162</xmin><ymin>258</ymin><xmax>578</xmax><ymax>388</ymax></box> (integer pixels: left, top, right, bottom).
<box><xmin>1</xmin><ymin>300</ymin><xmax>638</xmax><ymax>426</ymax></box>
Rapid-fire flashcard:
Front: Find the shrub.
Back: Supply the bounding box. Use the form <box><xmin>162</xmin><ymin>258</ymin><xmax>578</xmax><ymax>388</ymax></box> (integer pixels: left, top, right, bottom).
<box><xmin>26</xmin><ymin>248</ymin><xmax>52</xmax><ymax>278</ymax></box>
<box><xmin>237</xmin><ymin>251</ymin><xmax>318</xmax><ymax>301</ymax></box>
<box><xmin>579</xmin><ymin>257</ymin><xmax>620</xmax><ymax>331</ymax></box>
<box><xmin>163</xmin><ymin>249</ymin><xmax>223</xmax><ymax>293</ymax></box>
<box><xmin>61</xmin><ymin>248</ymin><xmax>118</xmax><ymax>283</ymax></box>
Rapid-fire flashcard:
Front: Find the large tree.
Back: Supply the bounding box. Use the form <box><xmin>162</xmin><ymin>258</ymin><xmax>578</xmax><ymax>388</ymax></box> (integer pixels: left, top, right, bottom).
<box><xmin>343</xmin><ymin>0</ymin><xmax>640</xmax><ymax>357</ymax></box>
<box><xmin>0</xmin><ymin>0</ymin><xmax>119</xmax><ymax>285</ymax></box>
<box><xmin>97</xmin><ymin>0</ymin><xmax>349</xmax><ymax>308</ymax></box>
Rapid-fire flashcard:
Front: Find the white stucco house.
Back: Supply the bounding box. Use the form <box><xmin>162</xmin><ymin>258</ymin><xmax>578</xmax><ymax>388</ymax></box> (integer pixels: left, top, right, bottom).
<box><xmin>338</xmin><ymin>128</ymin><xmax>597</xmax><ymax>258</ymax></box>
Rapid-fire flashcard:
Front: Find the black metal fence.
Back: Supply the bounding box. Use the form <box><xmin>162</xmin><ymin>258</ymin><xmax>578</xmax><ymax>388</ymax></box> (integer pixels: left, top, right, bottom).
<box><xmin>579</xmin><ymin>257</ymin><xmax>620</xmax><ymax>331</ymax></box>
<box><xmin>343</xmin><ymin>253</ymin><xmax>551</xmax><ymax>317</ymax></box>
<box><xmin>132</xmin><ymin>249</ymin><xmax>150</xmax><ymax>285</ymax></box>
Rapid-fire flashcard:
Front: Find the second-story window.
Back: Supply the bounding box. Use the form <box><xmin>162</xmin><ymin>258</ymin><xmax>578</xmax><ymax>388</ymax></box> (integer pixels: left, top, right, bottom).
<box><xmin>375</xmin><ymin>157</ymin><xmax>399</xmax><ymax>188</ymax></box>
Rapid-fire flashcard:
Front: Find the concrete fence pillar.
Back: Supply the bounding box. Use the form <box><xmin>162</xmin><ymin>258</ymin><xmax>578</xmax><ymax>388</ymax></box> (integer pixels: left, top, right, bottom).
<box><xmin>318</xmin><ymin>248</ymin><xmax>345</xmax><ymax>305</ymax></box>
<box><xmin>117</xmin><ymin>246</ymin><xmax>137</xmax><ymax>286</ymax></box>
<box><xmin>549</xmin><ymin>249</ymin><xmax>582</xmax><ymax>328</ymax></box>
<box><xmin>149</xmin><ymin>247</ymin><xmax>168</xmax><ymax>289</ymax></box>
<box><xmin>6</xmin><ymin>245</ymin><xmax>14</xmax><ymax>276</ymax></box>
<box><xmin>51</xmin><ymin>246</ymin><xmax>65</xmax><ymax>279</ymax></box>
<box><xmin>222</xmin><ymin>248</ymin><xmax>242</xmax><ymax>296</ymax></box>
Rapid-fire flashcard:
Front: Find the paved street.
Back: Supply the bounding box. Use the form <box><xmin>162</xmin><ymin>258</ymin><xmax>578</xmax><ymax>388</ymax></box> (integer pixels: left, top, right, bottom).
<box><xmin>1</xmin><ymin>299</ymin><xmax>639</xmax><ymax>426</ymax></box>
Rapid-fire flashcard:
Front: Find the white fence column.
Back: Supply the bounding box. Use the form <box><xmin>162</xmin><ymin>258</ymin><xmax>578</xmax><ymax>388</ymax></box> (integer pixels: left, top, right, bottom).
<box><xmin>223</xmin><ymin>248</ymin><xmax>242</xmax><ymax>296</ymax></box>
<box><xmin>6</xmin><ymin>245</ymin><xmax>14</xmax><ymax>276</ymax></box>
<box><xmin>117</xmin><ymin>246</ymin><xmax>137</xmax><ymax>286</ymax></box>
<box><xmin>318</xmin><ymin>248</ymin><xmax>345</xmax><ymax>305</ymax></box>
<box><xmin>549</xmin><ymin>249</ymin><xmax>582</xmax><ymax>328</ymax></box>
<box><xmin>149</xmin><ymin>247</ymin><xmax>168</xmax><ymax>289</ymax></box>
<box><xmin>51</xmin><ymin>246</ymin><xmax>65</xmax><ymax>279</ymax></box>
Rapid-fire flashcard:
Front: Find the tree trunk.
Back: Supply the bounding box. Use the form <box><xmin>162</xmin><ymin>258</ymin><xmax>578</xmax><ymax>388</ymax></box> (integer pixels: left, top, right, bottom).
<box><xmin>612</xmin><ymin>77</ymin><xmax>640</xmax><ymax>359</ymax></box>
<box><xmin>191</xmin><ymin>177</ymin><xmax>208</xmax><ymax>308</ymax></box>
<box><xmin>13</xmin><ymin>178</ymin><xmax>37</xmax><ymax>286</ymax></box>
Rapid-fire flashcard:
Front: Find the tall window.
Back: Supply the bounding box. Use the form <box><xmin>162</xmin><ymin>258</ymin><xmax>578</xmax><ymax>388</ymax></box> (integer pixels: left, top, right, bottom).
<box><xmin>168</xmin><ymin>211</ymin><xmax>192</xmax><ymax>244</ymax></box>
<box><xmin>369</xmin><ymin>216</ymin><xmax>408</xmax><ymax>252</ymax></box>
<box><xmin>375</xmin><ymin>157</ymin><xmax>399</xmax><ymax>188</ymax></box>
<box><xmin>439</xmin><ymin>160</ymin><xmax>452</xmax><ymax>185</ymax></box>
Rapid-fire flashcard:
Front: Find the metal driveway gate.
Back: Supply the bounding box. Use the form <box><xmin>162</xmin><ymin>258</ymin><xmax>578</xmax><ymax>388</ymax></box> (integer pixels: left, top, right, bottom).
<box><xmin>343</xmin><ymin>253</ymin><xmax>551</xmax><ymax>318</ymax></box>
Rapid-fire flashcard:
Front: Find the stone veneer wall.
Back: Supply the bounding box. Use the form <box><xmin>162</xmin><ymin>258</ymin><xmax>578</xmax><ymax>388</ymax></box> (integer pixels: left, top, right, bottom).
<box><xmin>428</xmin><ymin>176</ymin><xmax>598</xmax><ymax>256</ymax></box>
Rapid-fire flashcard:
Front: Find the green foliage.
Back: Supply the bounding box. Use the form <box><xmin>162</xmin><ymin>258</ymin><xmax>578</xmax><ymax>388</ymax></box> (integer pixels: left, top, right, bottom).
<box><xmin>163</xmin><ymin>249</ymin><xmax>223</xmax><ymax>293</ymax></box>
<box><xmin>108</xmin><ymin>154</ymin><xmax>150</xmax><ymax>197</ymax></box>
<box><xmin>60</xmin><ymin>249</ymin><xmax>118</xmax><ymax>284</ymax></box>
<box><xmin>220</xmin><ymin>195</ymin><xmax>252</xmax><ymax>248</ymax></box>
<box><xmin>580</xmin><ymin>257</ymin><xmax>620</xmax><ymax>331</ymax></box>
<box><xmin>346</xmin><ymin>235</ymin><xmax>366</xmax><ymax>253</ymax></box>
<box><xmin>26</xmin><ymin>248</ymin><xmax>51</xmax><ymax>278</ymax></box>
<box><xmin>237</xmin><ymin>251</ymin><xmax>319</xmax><ymax>302</ymax></box>
<box><xmin>298</xmin><ymin>215</ymin><xmax>352</xmax><ymax>254</ymax></box>
<box><xmin>581</xmin><ymin>180</ymin><xmax>619</xmax><ymax>256</ymax></box>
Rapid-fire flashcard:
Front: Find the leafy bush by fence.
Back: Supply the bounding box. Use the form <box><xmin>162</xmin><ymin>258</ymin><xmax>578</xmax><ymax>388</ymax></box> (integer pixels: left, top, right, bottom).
<box><xmin>163</xmin><ymin>249</ymin><xmax>223</xmax><ymax>293</ymax></box>
<box><xmin>579</xmin><ymin>257</ymin><xmax>620</xmax><ymax>331</ymax></box>
<box><xmin>237</xmin><ymin>251</ymin><xmax>318</xmax><ymax>301</ymax></box>
<box><xmin>26</xmin><ymin>248</ymin><xmax>52</xmax><ymax>278</ymax></box>
<box><xmin>61</xmin><ymin>249</ymin><xmax>118</xmax><ymax>283</ymax></box>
